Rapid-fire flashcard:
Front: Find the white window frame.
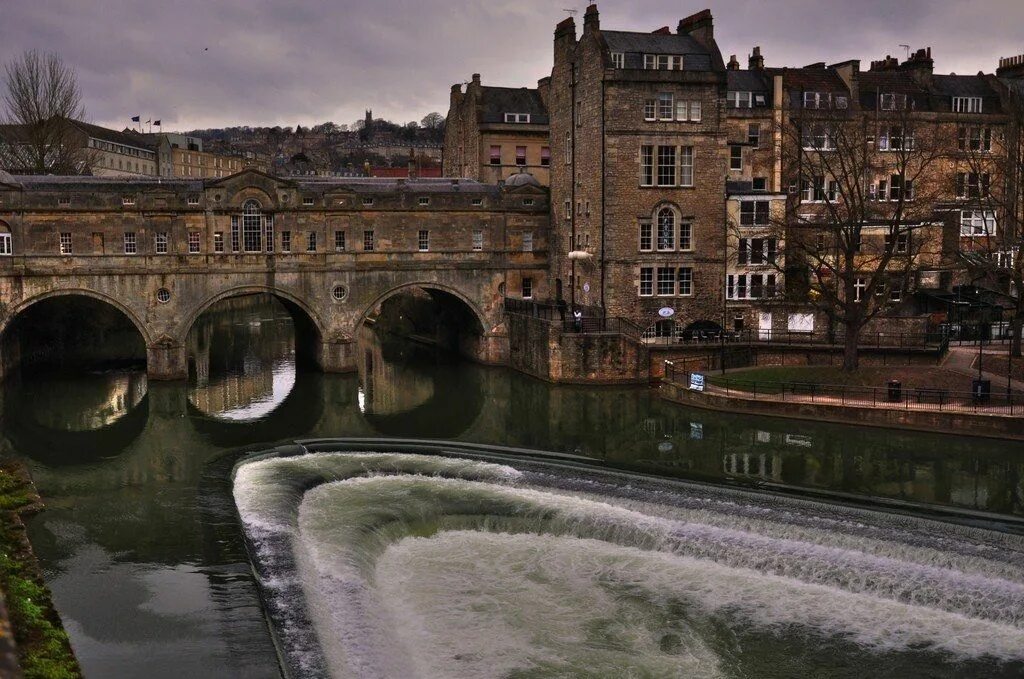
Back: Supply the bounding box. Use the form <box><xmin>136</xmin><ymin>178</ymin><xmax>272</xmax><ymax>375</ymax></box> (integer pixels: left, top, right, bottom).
<box><xmin>188</xmin><ymin>231</ymin><xmax>200</xmax><ymax>254</ymax></box>
<box><xmin>639</xmin><ymin>267</ymin><xmax>654</xmax><ymax>296</ymax></box>
<box><xmin>123</xmin><ymin>232</ymin><xmax>137</xmax><ymax>255</ymax></box>
<box><xmin>418</xmin><ymin>229</ymin><xmax>429</xmax><ymax>252</ymax></box>
<box><xmin>522</xmin><ymin>231</ymin><xmax>534</xmax><ymax>252</ymax></box>
<box><xmin>504</xmin><ymin>113</ymin><xmax>531</xmax><ymax>123</ymax></box>
<box><xmin>728</xmin><ymin>91</ymin><xmax>752</xmax><ymax>109</ymax></box>
<box><xmin>730</xmin><ymin>145</ymin><xmax>743</xmax><ymax>171</ymax></box>
<box><xmin>0</xmin><ymin>233</ymin><xmax>11</xmax><ymax>256</ymax></box>
<box><xmin>657</xmin><ymin>92</ymin><xmax>674</xmax><ymax>121</ymax></box>
<box><xmin>679</xmin><ymin>146</ymin><xmax>694</xmax><ymax>187</ymax></box>
<box><xmin>472</xmin><ymin>229</ymin><xmax>484</xmax><ymax>251</ymax></box>
<box><xmin>59</xmin><ymin>232</ymin><xmax>72</xmax><ymax>255</ymax></box>
<box><xmin>611</xmin><ymin>52</ymin><xmax>624</xmax><ymax>69</ymax></box>
<box><xmin>953</xmin><ymin>96</ymin><xmax>983</xmax><ymax>114</ymax></box>
<box><xmin>960</xmin><ymin>210</ymin><xmax>996</xmax><ymax>236</ymax></box>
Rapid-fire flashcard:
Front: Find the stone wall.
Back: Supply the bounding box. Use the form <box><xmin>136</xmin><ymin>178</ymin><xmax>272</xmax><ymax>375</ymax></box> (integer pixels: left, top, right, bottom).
<box><xmin>506</xmin><ymin>312</ymin><xmax>651</xmax><ymax>384</ymax></box>
<box><xmin>661</xmin><ymin>379</ymin><xmax>1024</xmax><ymax>440</ymax></box>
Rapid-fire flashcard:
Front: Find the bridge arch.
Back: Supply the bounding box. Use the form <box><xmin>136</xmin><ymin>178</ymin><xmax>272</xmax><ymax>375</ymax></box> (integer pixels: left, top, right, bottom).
<box><xmin>182</xmin><ymin>285</ymin><xmax>327</xmax><ymax>371</ymax></box>
<box><xmin>356</xmin><ymin>280</ymin><xmax>506</xmax><ymax>365</ymax></box>
<box><xmin>0</xmin><ymin>289</ymin><xmax>151</xmax><ymax>380</ymax></box>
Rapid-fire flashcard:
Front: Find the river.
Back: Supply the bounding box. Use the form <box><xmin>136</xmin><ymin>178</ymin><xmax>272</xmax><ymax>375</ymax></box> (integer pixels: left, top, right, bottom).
<box><xmin>1</xmin><ymin>294</ymin><xmax>1022</xmax><ymax>677</ymax></box>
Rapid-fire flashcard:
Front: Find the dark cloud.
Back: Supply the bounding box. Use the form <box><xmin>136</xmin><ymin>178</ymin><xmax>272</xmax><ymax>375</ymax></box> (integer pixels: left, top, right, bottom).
<box><xmin>1</xmin><ymin>0</ymin><xmax>1021</xmax><ymax>131</ymax></box>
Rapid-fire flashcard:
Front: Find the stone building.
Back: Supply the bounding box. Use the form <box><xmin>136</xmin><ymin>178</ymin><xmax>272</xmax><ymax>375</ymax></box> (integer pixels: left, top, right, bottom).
<box><xmin>0</xmin><ymin>168</ymin><xmax>549</xmax><ymax>380</ymax></box>
<box><xmin>148</xmin><ymin>133</ymin><xmax>247</xmax><ymax>179</ymax></box>
<box><xmin>443</xmin><ymin>74</ymin><xmax>551</xmax><ymax>185</ymax></box>
<box><xmin>534</xmin><ymin>4</ymin><xmax>1023</xmax><ymax>341</ymax></box>
<box><xmin>548</xmin><ymin>6</ymin><xmax>730</xmax><ymax>338</ymax></box>
<box><xmin>1</xmin><ymin>118</ymin><xmax>159</xmax><ymax>177</ymax></box>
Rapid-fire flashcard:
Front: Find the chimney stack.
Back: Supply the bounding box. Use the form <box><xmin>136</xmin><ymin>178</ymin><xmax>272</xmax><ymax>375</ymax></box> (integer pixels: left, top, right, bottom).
<box><xmin>749</xmin><ymin>46</ymin><xmax>764</xmax><ymax>70</ymax></box>
<box><xmin>677</xmin><ymin>9</ymin><xmax>713</xmax><ymax>45</ymax></box>
<box><xmin>997</xmin><ymin>54</ymin><xmax>1024</xmax><ymax>79</ymax></box>
<box><xmin>900</xmin><ymin>47</ymin><xmax>934</xmax><ymax>84</ymax></box>
<box><xmin>583</xmin><ymin>4</ymin><xmax>599</xmax><ymax>33</ymax></box>
<box><xmin>727</xmin><ymin>55</ymin><xmax>739</xmax><ymax>70</ymax></box>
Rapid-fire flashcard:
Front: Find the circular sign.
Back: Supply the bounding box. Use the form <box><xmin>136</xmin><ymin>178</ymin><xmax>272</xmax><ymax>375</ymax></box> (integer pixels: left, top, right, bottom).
<box><xmin>658</xmin><ymin>307</ymin><xmax>675</xmax><ymax>318</ymax></box>
<box><xmin>583</xmin><ymin>282</ymin><xmax>591</xmax><ymax>293</ymax></box>
<box><xmin>657</xmin><ymin>441</ymin><xmax>675</xmax><ymax>453</ymax></box>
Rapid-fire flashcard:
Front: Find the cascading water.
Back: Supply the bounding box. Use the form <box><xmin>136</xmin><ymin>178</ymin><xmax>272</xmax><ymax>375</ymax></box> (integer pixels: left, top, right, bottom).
<box><xmin>233</xmin><ymin>449</ymin><xmax>1024</xmax><ymax>679</ymax></box>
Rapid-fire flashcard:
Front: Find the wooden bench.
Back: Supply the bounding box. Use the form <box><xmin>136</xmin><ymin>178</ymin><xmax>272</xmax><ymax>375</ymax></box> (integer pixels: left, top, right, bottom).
<box><xmin>914</xmin><ymin>388</ymin><xmax>948</xmax><ymax>405</ymax></box>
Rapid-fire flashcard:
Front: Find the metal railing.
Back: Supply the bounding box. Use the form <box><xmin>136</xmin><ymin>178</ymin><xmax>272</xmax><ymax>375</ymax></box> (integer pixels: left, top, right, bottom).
<box><xmin>644</xmin><ymin>329</ymin><xmax>948</xmax><ymax>350</ymax></box>
<box><xmin>663</xmin><ymin>361</ymin><xmax>1022</xmax><ymax>416</ymax></box>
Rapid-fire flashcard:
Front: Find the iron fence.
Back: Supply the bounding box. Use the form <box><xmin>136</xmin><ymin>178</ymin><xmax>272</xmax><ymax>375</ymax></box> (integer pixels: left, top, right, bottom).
<box><xmin>663</xmin><ymin>361</ymin><xmax>1022</xmax><ymax>416</ymax></box>
<box><xmin>643</xmin><ymin>329</ymin><xmax>948</xmax><ymax>351</ymax></box>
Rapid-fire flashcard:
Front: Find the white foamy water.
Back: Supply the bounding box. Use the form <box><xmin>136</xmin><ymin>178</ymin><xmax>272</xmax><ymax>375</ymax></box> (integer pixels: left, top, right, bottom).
<box><xmin>233</xmin><ymin>451</ymin><xmax>1024</xmax><ymax>679</ymax></box>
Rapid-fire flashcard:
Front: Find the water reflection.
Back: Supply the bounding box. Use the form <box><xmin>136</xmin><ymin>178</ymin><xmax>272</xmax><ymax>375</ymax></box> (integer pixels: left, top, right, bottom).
<box><xmin>357</xmin><ymin>325</ymin><xmax>483</xmax><ymax>438</ymax></box>
<box><xmin>0</xmin><ymin>295</ymin><xmax>1022</xmax><ymax>676</ymax></box>
<box><xmin>187</xmin><ymin>294</ymin><xmax>297</xmax><ymax>421</ymax></box>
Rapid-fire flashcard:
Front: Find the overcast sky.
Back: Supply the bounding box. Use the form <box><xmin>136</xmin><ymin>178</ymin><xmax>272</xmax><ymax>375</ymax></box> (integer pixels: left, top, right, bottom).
<box><xmin>2</xmin><ymin>0</ymin><xmax>1022</xmax><ymax>132</ymax></box>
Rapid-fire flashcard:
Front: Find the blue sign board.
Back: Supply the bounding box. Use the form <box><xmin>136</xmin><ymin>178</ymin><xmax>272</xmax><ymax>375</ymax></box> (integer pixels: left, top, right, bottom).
<box><xmin>689</xmin><ymin>373</ymin><xmax>705</xmax><ymax>392</ymax></box>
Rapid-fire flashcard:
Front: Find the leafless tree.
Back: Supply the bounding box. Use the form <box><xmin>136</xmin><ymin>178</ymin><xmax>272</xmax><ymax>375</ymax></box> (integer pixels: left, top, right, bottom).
<box><xmin>0</xmin><ymin>50</ymin><xmax>93</xmax><ymax>174</ymax></box>
<box><xmin>756</xmin><ymin>96</ymin><xmax>947</xmax><ymax>370</ymax></box>
<box><xmin>953</xmin><ymin>84</ymin><xmax>1024</xmax><ymax>356</ymax></box>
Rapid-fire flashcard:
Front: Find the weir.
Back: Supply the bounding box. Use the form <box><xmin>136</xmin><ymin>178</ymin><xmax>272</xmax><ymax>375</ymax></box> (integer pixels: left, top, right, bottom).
<box><xmin>234</xmin><ymin>443</ymin><xmax>1024</xmax><ymax>679</ymax></box>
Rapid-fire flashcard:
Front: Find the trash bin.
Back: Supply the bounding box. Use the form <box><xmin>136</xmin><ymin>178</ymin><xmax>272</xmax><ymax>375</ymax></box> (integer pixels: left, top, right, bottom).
<box><xmin>887</xmin><ymin>380</ymin><xmax>901</xmax><ymax>403</ymax></box>
<box><xmin>972</xmin><ymin>379</ymin><xmax>991</xmax><ymax>403</ymax></box>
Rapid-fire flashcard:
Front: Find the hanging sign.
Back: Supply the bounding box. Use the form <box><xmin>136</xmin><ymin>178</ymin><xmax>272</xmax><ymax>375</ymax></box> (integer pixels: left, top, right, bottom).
<box><xmin>658</xmin><ymin>307</ymin><xmax>675</xmax><ymax>318</ymax></box>
<box><xmin>689</xmin><ymin>373</ymin><xmax>706</xmax><ymax>392</ymax></box>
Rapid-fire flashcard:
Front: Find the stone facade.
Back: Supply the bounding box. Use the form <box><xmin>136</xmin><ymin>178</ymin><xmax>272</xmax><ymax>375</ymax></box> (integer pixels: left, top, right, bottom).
<box><xmin>443</xmin><ymin>74</ymin><xmax>551</xmax><ymax>185</ymax></box>
<box><xmin>0</xmin><ymin>169</ymin><xmax>549</xmax><ymax>380</ymax></box>
<box><xmin>549</xmin><ymin>6</ymin><xmax>730</xmax><ymax>339</ymax></box>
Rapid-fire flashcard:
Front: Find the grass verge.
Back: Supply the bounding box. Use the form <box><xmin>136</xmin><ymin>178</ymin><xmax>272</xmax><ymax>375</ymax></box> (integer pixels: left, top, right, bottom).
<box><xmin>0</xmin><ymin>464</ymin><xmax>81</xmax><ymax>679</ymax></box>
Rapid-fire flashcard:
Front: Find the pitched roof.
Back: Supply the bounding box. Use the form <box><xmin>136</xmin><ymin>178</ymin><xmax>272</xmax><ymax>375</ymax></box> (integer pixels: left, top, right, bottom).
<box><xmin>727</xmin><ymin>69</ymin><xmax>770</xmax><ymax>92</ymax></box>
<box><xmin>601</xmin><ymin>30</ymin><xmax>717</xmax><ymax>71</ymax></box>
<box><xmin>67</xmin><ymin>120</ymin><xmax>155</xmax><ymax>151</ymax></box>
<box><xmin>478</xmin><ymin>87</ymin><xmax>548</xmax><ymax>124</ymax></box>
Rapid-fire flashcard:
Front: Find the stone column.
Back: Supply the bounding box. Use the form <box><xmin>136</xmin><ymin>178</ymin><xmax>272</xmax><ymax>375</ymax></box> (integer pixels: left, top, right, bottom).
<box><xmin>147</xmin><ymin>340</ymin><xmax>188</xmax><ymax>381</ymax></box>
<box><xmin>319</xmin><ymin>337</ymin><xmax>357</xmax><ymax>373</ymax></box>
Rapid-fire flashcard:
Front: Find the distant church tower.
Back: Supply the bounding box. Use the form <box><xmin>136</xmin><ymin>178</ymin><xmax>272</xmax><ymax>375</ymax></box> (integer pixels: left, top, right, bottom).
<box><xmin>364</xmin><ymin>109</ymin><xmax>373</xmax><ymax>139</ymax></box>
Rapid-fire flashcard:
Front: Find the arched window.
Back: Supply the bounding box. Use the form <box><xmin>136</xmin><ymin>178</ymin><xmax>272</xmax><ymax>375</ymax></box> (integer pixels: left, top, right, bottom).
<box><xmin>0</xmin><ymin>221</ymin><xmax>11</xmax><ymax>256</ymax></box>
<box><xmin>657</xmin><ymin>207</ymin><xmax>675</xmax><ymax>251</ymax></box>
<box><xmin>242</xmin><ymin>200</ymin><xmax>263</xmax><ymax>252</ymax></box>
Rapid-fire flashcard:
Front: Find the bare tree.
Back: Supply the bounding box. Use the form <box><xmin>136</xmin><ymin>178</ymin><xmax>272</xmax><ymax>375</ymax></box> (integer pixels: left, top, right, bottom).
<box><xmin>953</xmin><ymin>83</ymin><xmax>1024</xmax><ymax>357</ymax></box>
<box><xmin>420</xmin><ymin>112</ymin><xmax>445</xmax><ymax>131</ymax></box>
<box><xmin>0</xmin><ymin>50</ymin><xmax>92</xmax><ymax>174</ymax></box>
<box><xmin>761</xmin><ymin>95</ymin><xmax>947</xmax><ymax>370</ymax></box>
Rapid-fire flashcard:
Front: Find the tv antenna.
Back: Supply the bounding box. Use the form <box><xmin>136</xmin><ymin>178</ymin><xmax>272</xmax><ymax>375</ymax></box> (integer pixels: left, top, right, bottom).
<box><xmin>563</xmin><ymin>9</ymin><xmax>577</xmax><ymax>17</ymax></box>
<box><xmin>899</xmin><ymin>44</ymin><xmax>910</xmax><ymax>59</ymax></box>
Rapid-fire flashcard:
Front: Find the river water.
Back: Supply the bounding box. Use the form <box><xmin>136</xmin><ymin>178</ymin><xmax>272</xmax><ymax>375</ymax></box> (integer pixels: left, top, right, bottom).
<box><xmin>2</xmin><ymin>294</ymin><xmax>1023</xmax><ymax>678</ymax></box>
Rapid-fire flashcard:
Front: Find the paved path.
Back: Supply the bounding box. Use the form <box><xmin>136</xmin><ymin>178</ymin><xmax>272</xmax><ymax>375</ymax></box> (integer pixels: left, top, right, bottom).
<box><xmin>942</xmin><ymin>347</ymin><xmax>1024</xmax><ymax>392</ymax></box>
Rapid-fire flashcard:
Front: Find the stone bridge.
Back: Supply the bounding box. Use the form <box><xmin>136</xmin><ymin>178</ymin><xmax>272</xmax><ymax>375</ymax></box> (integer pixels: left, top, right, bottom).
<box><xmin>0</xmin><ymin>170</ymin><xmax>549</xmax><ymax>379</ymax></box>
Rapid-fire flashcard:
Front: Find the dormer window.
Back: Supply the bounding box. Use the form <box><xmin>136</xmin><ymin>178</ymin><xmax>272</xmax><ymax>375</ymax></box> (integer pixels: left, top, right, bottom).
<box><xmin>122</xmin><ymin>195</ymin><xmax>135</xmax><ymax>206</ymax></box>
<box><xmin>880</xmin><ymin>93</ymin><xmax>908</xmax><ymax>111</ymax></box>
<box><xmin>728</xmin><ymin>91</ymin><xmax>752</xmax><ymax>108</ymax></box>
<box><xmin>187</xmin><ymin>194</ymin><xmax>200</xmax><ymax>205</ymax></box>
<box><xmin>643</xmin><ymin>54</ymin><xmax>683</xmax><ymax>70</ymax></box>
<box><xmin>302</xmin><ymin>196</ymin><xmax>315</xmax><ymax>206</ymax></box>
<box><xmin>953</xmin><ymin>96</ymin><xmax>983</xmax><ymax>114</ymax></box>
<box><xmin>834</xmin><ymin>95</ymin><xmax>848</xmax><ymax>109</ymax></box>
<box><xmin>504</xmin><ymin>113</ymin><xmax>531</xmax><ymax>123</ymax></box>
<box><xmin>418</xmin><ymin>197</ymin><xmax>430</xmax><ymax>206</ymax></box>
<box><xmin>611</xmin><ymin>52</ymin><xmax>624</xmax><ymax>68</ymax></box>
<box><xmin>803</xmin><ymin>92</ymin><xmax>825</xmax><ymax>109</ymax></box>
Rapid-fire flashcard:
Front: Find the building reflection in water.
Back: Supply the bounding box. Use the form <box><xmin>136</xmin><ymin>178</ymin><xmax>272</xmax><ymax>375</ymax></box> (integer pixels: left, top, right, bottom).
<box><xmin>357</xmin><ymin>325</ymin><xmax>435</xmax><ymax>416</ymax></box>
<box><xmin>187</xmin><ymin>294</ymin><xmax>298</xmax><ymax>421</ymax></box>
<box><xmin>12</xmin><ymin>370</ymin><xmax>148</xmax><ymax>432</ymax></box>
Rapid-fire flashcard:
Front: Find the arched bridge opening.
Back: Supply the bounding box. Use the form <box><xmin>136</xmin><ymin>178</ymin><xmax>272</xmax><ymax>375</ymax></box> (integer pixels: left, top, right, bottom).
<box><xmin>0</xmin><ymin>293</ymin><xmax>148</xmax><ymax>383</ymax></box>
<box><xmin>359</xmin><ymin>284</ymin><xmax>491</xmax><ymax>363</ymax></box>
<box><xmin>184</xmin><ymin>292</ymin><xmax>323</xmax><ymax>416</ymax></box>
